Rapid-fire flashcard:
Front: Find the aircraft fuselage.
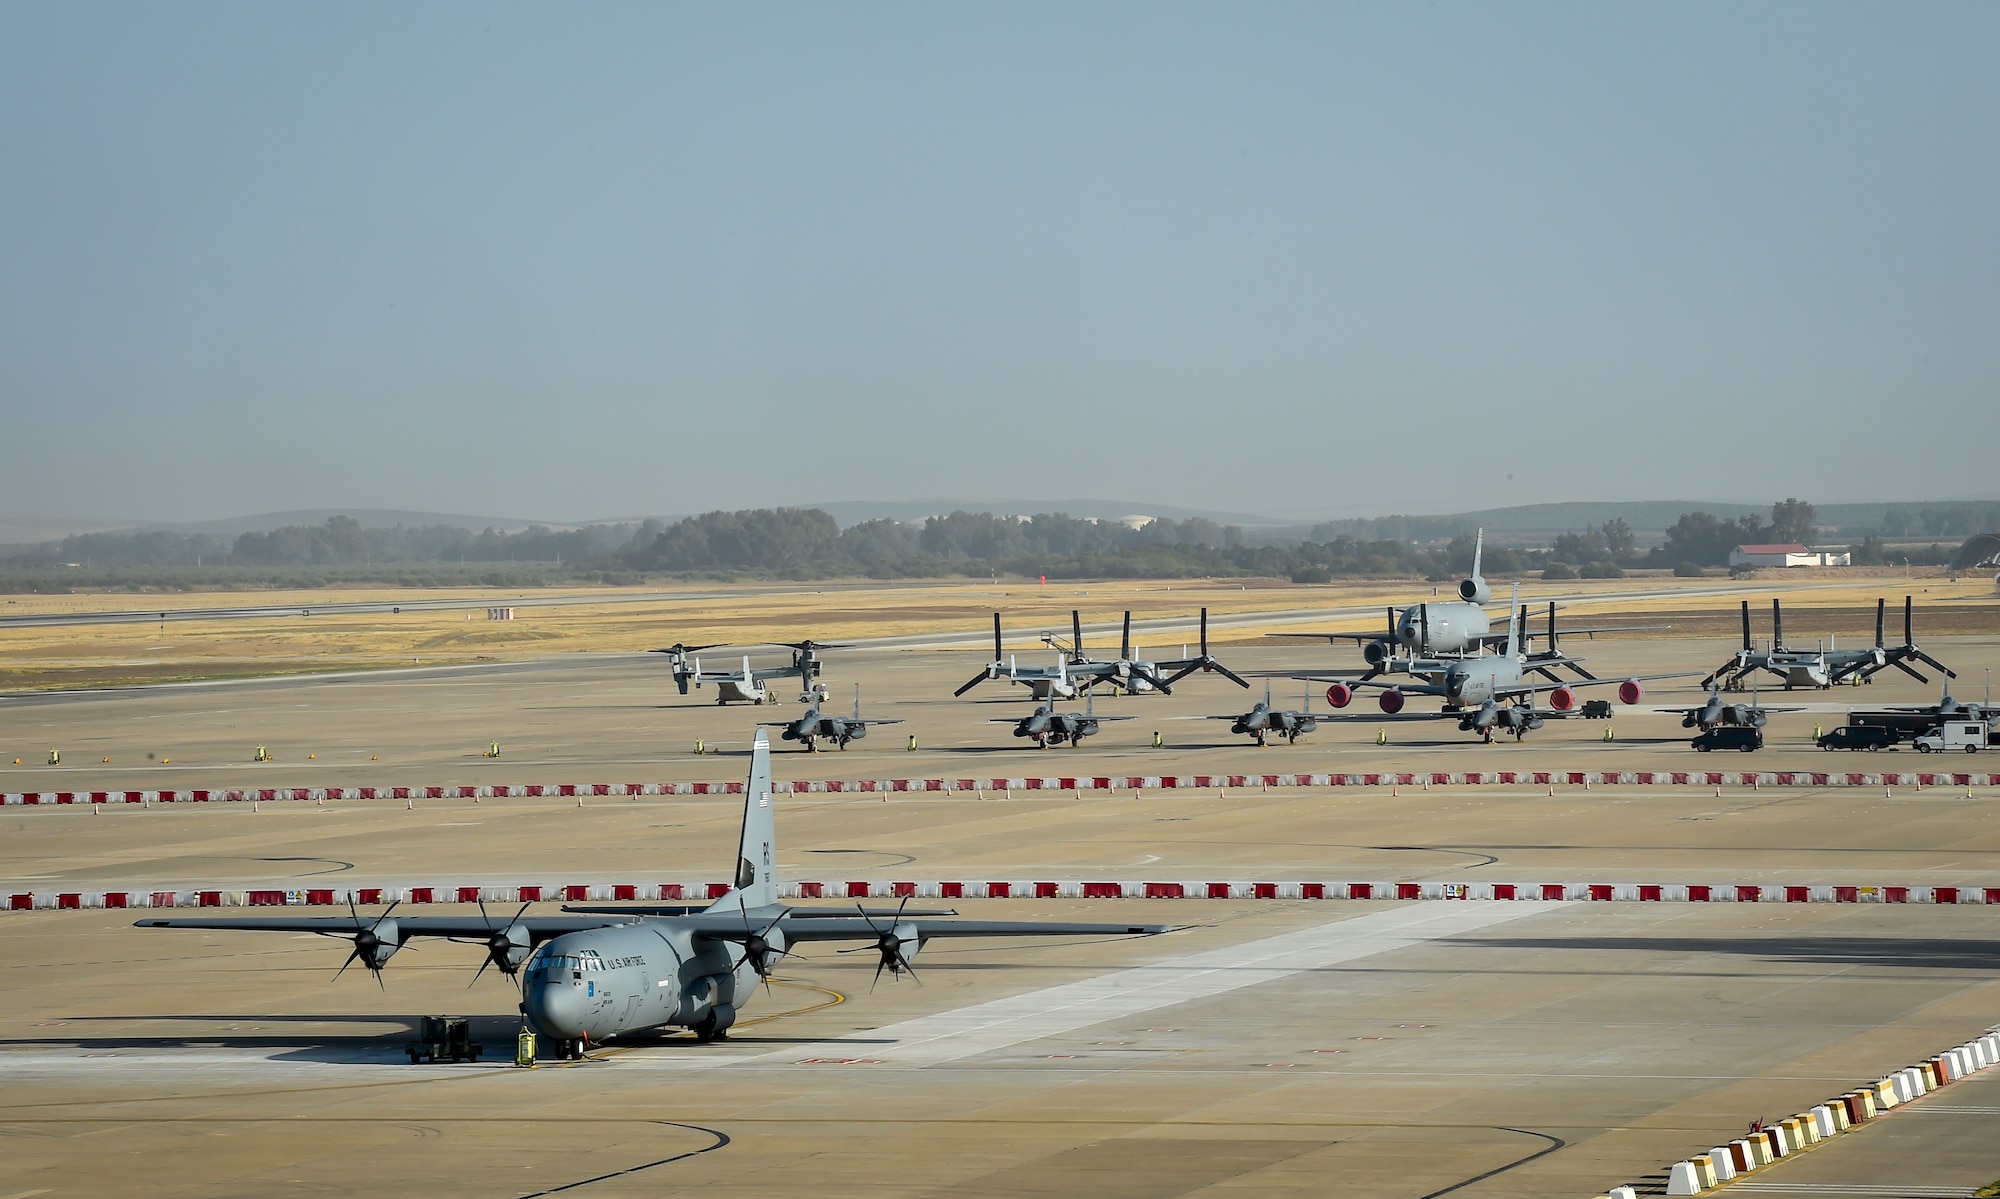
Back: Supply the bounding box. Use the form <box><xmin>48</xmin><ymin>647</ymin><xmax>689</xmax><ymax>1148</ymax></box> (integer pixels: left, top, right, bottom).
<box><xmin>520</xmin><ymin>922</ymin><xmax>759</xmax><ymax>1046</ymax></box>
<box><xmin>1397</xmin><ymin>602</ymin><xmax>1491</xmax><ymax>656</ymax></box>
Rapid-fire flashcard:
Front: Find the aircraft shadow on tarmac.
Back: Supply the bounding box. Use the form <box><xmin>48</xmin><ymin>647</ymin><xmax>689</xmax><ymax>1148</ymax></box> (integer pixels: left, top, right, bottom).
<box><xmin>1450</xmin><ymin>935</ymin><xmax>2000</xmax><ymax>971</ymax></box>
<box><xmin>5</xmin><ymin>1013</ymin><xmax>524</xmax><ymax>1063</ymax></box>
<box><xmin>5</xmin><ymin>1014</ymin><xmax>868</xmax><ymax>1062</ymax></box>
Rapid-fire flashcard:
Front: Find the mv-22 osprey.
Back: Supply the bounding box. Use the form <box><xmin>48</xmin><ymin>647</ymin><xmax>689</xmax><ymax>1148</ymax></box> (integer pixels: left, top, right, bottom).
<box><xmin>137</xmin><ymin>732</ymin><xmax>1170</xmax><ymax>1061</ymax></box>
<box><xmin>953</xmin><ymin>609</ymin><xmax>1247</xmax><ymax>700</ymax></box>
<box><xmin>1301</xmin><ymin>585</ymin><xmax>1682</xmax><ymax>741</ymax></box>
<box><xmin>651</xmin><ymin>640</ymin><xmax>845</xmax><ymax>705</ymax></box>
<box><xmin>1702</xmin><ymin>597</ymin><xmax>1955</xmax><ymax>691</ymax></box>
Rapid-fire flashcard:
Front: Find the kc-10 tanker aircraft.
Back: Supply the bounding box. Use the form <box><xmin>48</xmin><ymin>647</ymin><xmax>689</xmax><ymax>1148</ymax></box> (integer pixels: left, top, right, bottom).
<box><xmin>1295</xmin><ymin>585</ymin><xmax>1688</xmax><ymax>742</ymax></box>
<box><xmin>138</xmin><ymin>733</ymin><xmax>1170</xmax><ymax>1060</ymax></box>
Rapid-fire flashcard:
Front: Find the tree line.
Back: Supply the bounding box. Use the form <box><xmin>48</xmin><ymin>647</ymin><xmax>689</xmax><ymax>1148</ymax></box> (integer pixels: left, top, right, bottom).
<box><xmin>2</xmin><ymin>498</ymin><xmax>1981</xmax><ymax>592</ymax></box>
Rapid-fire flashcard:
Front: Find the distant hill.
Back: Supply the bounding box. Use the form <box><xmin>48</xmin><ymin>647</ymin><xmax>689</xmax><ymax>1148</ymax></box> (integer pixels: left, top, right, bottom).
<box><xmin>795</xmin><ymin>498</ymin><xmax>1288</xmax><ymax>528</ymax></box>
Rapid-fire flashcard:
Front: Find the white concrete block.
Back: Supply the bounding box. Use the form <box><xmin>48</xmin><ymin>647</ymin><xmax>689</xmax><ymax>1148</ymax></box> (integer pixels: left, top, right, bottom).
<box><xmin>1810</xmin><ymin>1105</ymin><xmax>1836</xmax><ymax>1138</ymax></box>
<box><xmin>1665</xmin><ymin>1161</ymin><xmax>1702</xmax><ymax>1195</ymax></box>
<box><xmin>1707</xmin><ymin>1147</ymin><xmax>1736</xmax><ymax>1180</ymax></box>
<box><xmin>1609</xmin><ymin>1187</ymin><xmax>1638</xmax><ymax>1199</ymax></box>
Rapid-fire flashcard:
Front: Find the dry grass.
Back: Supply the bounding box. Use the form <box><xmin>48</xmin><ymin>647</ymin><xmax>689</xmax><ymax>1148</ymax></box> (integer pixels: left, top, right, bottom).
<box><xmin>2</xmin><ymin>574</ymin><xmax>1992</xmax><ymax>690</ymax></box>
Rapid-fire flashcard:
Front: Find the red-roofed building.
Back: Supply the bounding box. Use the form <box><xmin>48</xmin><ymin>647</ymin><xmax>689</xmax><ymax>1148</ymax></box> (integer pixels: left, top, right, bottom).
<box><xmin>1728</xmin><ymin>543</ymin><xmax>1851</xmax><ymax>568</ymax></box>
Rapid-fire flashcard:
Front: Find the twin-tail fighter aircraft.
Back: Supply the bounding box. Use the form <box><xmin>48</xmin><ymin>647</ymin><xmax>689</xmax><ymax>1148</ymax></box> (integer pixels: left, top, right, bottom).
<box><xmin>1702</xmin><ymin>597</ymin><xmax>1956</xmax><ymax>691</ymax></box>
<box><xmin>766</xmin><ymin>685</ymin><xmax>901</xmax><ymax>752</ymax></box>
<box><xmin>1210</xmin><ymin>683</ymin><xmax>1322</xmax><ymax>746</ymax></box>
<box><xmin>995</xmin><ymin>689</ymin><xmax>1134</xmax><ymax>748</ymax></box>
<box><xmin>137</xmin><ymin>732</ymin><xmax>1170</xmax><ymax>1060</ymax></box>
<box><xmin>1297</xmin><ymin>584</ymin><xmax>1684</xmax><ymax>742</ymax></box>
<box><xmin>1665</xmin><ymin>681</ymin><xmax>1801</xmax><ymax>732</ymax></box>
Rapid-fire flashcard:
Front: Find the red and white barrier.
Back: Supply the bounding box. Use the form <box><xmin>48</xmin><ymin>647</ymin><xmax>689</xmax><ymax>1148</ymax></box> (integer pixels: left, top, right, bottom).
<box><xmin>11</xmin><ymin>877</ymin><xmax>2000</xmax><ymax>912</ymax></box>
<box><xmin>4</xmin><ymin>770</ymin><xmax>1994</xmax><ymax>807</ymax></box>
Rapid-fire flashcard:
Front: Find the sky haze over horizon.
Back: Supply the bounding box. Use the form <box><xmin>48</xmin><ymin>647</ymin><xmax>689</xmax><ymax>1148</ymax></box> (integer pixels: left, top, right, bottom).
<box><xmin>3</xmin><ymin>3</ymin><xmax>1995</xmax><ymax>526</ymax></box>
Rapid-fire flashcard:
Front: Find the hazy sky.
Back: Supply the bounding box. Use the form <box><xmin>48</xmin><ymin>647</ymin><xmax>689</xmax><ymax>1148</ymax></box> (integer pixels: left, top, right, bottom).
<box><xmin>3</xmin><ymin>3</ymin><xmax>1995</xmax><ymax>525</ymax></box>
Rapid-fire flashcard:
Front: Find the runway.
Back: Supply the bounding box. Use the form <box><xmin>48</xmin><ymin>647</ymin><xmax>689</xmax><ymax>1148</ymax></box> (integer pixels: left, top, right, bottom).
<box><xmin>4</xmin><ymin>624</ymin><xmax>2000</xmax><ymax>1196</ymax></box>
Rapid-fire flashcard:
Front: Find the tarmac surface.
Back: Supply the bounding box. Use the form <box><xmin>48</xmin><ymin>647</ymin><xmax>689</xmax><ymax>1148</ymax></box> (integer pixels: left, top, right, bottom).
<box><xmin>5</xmin><ymin>630</ymin><xmax>2000</xmax><ymax>1197</ymax></box>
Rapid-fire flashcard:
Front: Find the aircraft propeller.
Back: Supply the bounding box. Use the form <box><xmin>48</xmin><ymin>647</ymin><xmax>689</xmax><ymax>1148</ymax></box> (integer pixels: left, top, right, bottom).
<box><xmin>728</xmin><ymin>895</ymin><xmax>795</xmax><ymax>994</ymax></box>
<box><xmin>839</xmin><ymin>896</ymin><xmax>921</xmax><ymax>991</ymax></box>
<box><xmin>650</xmin><ymin>642</ymin><xmax>727</xmax><ymax>657</ymax></box>
<box><xmin>457</xmin><ymin>899</ymin><xmax>533</xmax><ymax>989</ymax></box>
<box><xmin>333</xmin><ymin>896</ymin><xmax>401</xmax><ymax>989</ymax></box>
<box><xmin>954</xmin><ymin>614</ymin><xmax>1007</xmax><ymax>697</ymax></box>
<box><xmin>1162</xmin><ymin>609</ymin><xmax>1249</xmax><ymax>689</ymax></box>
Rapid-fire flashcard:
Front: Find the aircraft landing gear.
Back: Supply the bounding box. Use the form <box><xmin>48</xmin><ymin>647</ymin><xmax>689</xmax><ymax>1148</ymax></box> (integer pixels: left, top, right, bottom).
<box><xmin>548</xmin><ymin>1038</ymin><xmax>585</xmax><ymax>1061</ymax></box>
<box><xmin>692</xmin><ymin>1013</ymin><xmax>729</xmax><ymax>1043</ymax></box>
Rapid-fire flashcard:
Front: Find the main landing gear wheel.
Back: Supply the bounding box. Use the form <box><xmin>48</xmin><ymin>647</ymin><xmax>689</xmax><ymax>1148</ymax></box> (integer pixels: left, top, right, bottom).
<box><xmin>692</xmin><ymin>1014</ymin><xmax>728</xmax><ymax>1043</ymax></box>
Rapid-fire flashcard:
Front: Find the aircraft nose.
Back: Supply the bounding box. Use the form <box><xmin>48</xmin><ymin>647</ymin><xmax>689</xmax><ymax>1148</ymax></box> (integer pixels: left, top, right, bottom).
<box><xmin>522</xmin><ymin>975</ymin><xmax>586</xmax><ymax>1039</ymax></box>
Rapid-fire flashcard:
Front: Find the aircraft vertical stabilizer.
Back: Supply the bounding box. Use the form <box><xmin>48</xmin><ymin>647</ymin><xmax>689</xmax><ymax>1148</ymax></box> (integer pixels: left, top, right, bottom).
<box><xmin>710</xmin><ymin>731</ymin><xmax>778</xmax><ymax>911</ymax></box>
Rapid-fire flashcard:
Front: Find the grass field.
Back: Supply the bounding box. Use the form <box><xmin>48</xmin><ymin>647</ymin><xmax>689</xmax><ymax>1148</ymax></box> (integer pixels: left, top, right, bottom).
<box><xmin>1</xmin><ymin>573</ymin><xmax>1993</xmax><ymax>691</ymax></box>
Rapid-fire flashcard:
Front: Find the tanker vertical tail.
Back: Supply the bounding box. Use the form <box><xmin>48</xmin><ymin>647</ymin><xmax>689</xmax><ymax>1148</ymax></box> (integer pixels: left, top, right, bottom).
<box><xmin>709</xmin><ymin>730</ymin><xmax>777</xmax><ymax>911</ymax></box>
<box><xmin>1457</xmin><ymin>529</ymin><xmax>1492</xmax><ymax>604</ymax></box>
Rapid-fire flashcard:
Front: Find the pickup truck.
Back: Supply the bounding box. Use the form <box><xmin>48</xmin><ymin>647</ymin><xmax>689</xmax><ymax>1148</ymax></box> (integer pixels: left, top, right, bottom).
<box><xmin>1913</xmin><ymin>721</ymin><xmax>1991</xmax><ymax>754</ymax></box>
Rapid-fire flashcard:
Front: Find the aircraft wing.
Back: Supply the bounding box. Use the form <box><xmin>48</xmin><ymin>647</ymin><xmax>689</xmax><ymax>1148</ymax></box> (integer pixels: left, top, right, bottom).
<box><xmin>1262</xmin><ymin>632</ymin><xmax>1382</xmax><ymax>643</ymax></box>
<box><xmin>1286</xmin><ymin>676</ymin><xmax>1451</xmax><ymax>697</ymax></box>
<box><xmin>133</xmin><ymin>914</ymin><xmax>625</xmax><ymax>941</ymax></box>
<box><xmin>678</xmin><ymin>914</ymin><xmax>1172</xmax><ymax>943</ymax></box>
<box><xmin>1489</xmin><ymin>671</ymin><xmax>1697</xmax><ymax>701</ymax></box>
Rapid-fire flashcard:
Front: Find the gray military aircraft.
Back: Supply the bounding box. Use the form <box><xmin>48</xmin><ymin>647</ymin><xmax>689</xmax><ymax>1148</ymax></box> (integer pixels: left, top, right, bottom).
<box><xmin>1211</xmin><ymin>683</ymin><xmax>1320</xmax><ymax>746</ymax></box>
<box><xmin>766</xmin><ymin>685</ymin><xmax>902</xmax><ymax>752</ymax></box>
<box><xmin>1303</xmin><ymin>585</ymin><xmax>1681</xmax><ymax>742</ymax></box>
<box><xmin>1274</xmin><ymin>531</ymin><xmax>1495</xmax><ymax>673</ymax></box>
<box><xmin>1039</xmin><ymin>608</ymin><xmax>1250</xmax><ymax>696</ymax></box>
<box><xmin>652</xmin><ymin>639</ymin><xmax>846</xmax><ymax>705</ymax></box>
<box><xmin>138</xmin><ymin>732</ymin><xmax>1170</xmax><ymax>1060</ymax></box>
<box><xmin>1667</xmin><ymin>681</ymin><xmax>1801</xmax><ymax>731</ymax></box>
<box><xmin>1703</xmin><ymin>597</ymin><xmax>1956</xmax><ymax>691</ymax></box>
<box><xmin>995</xmin><ymin>689</ymin><xmax>1134</xmax><ymax>748</ymax></box>
<box><xmin>953</xmin><ymin>614</ymin><xmax>1085</xmax><ymax>700</ymax></box>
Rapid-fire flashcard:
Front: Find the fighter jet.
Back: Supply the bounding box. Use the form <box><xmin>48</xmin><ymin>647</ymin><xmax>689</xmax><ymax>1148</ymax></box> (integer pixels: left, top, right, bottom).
<box><xmin>1666</xmin><ymin>681</ymin><xmax>1802</xmax><ymax>731</ymax></box>
<box><xmin>1301</xmin><ymin>585</ymin><xmax>1684</xmax><ymax>742</ymax></box>
<box><xmin>995</xmin><ymin>689</ymin><xmax>1134</xmax><ymax>748</ymax></box>
<box><xmin>1702</xmin><ymin>597</ymin><xmax>1956</xmax><ymax>691</ymax></box>
<box><xmin>766</xmin><ymin>685</ymin><xmax>901</xmax><ymax>752</ymax></box>
<box><xmin>1211</xmin><ymin>683</ymin><xmax>1321</xmax><ymax>746</ymax></box>
<box><xmin>138</xmin><ymin>732</ymin><xmax>1170</xmax><ymax>1060</ymax></box>
<box><xmin>652</xmin><ymin>639</ymin><xmax>846</xmax><ymax>705</ymax></box>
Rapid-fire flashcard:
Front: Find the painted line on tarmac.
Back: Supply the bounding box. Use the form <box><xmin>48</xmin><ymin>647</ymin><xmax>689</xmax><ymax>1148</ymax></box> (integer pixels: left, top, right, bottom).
<box><xmin>719</xmin><ymin>901</ymin><xmax>1548</xmax><ymax>1070</ymax></box>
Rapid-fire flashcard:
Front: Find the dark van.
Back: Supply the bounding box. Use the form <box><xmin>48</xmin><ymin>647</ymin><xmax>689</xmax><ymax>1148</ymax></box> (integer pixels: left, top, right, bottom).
<box><xmin>1693</xmin><ymin>727</ymin><xmax>1763</xmax><ymax>752</ymax></box>
<box><xmin>1818</xmin><ymin>725</ymin><xmax>1895</xmax><ymax>751</ymax></box>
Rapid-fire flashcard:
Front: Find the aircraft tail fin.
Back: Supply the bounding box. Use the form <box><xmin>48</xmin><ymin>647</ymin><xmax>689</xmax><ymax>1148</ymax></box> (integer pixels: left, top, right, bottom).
<box><xmin>1471</xmin><ymin>528</ymin><xmax>1483</xmax><ymax>580</ymax></box>
<box><xmin>708</xmin><ymin>731</ymin><xmax>777</xmax><ymax>912</ymax></box>
<box><xmin>853</xmin><ymin>683</ymin><xmax>862</xmax><ymax>721</ymax></box>
<box><xmin>1503</xmin><ymin>583</ymin><xmax>1521</xmax><ymax>658</ymax></box>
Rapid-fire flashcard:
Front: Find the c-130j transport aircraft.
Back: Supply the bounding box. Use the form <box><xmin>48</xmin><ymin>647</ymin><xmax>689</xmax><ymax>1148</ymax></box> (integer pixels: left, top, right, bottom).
<box><xmin>138</xmin><ymin>732</ymin><xmax>1170</xmax><ymax>1061</ymax></box>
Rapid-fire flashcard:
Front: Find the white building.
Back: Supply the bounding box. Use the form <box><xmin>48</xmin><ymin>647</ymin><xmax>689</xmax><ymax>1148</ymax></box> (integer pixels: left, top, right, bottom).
<box><xmin>1728</xmin><ymin>543</ymin><xmax>1850</xmax><ymax>568</ymax></box>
